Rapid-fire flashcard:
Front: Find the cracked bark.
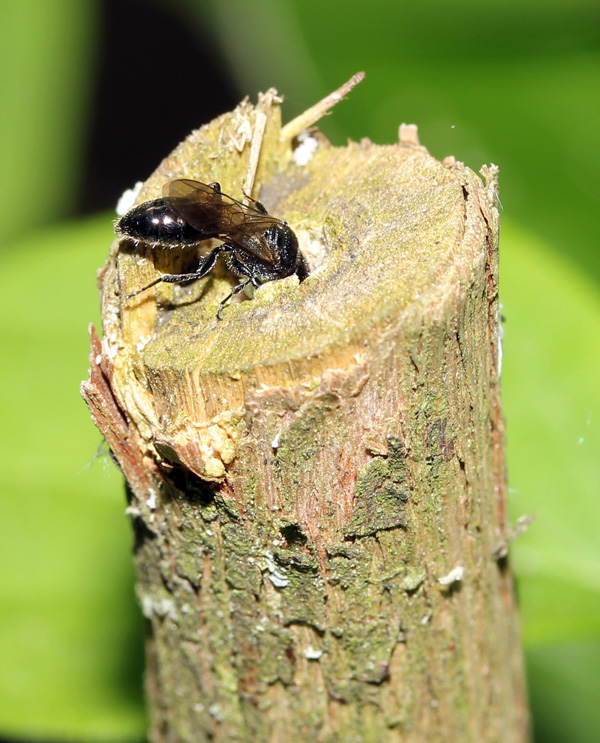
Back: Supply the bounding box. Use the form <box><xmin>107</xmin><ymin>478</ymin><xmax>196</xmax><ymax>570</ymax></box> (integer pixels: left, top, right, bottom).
<box><xmin>82</xmin><ymin>91</ymin><xmax>529</xmax><ymax>742</ymax></box>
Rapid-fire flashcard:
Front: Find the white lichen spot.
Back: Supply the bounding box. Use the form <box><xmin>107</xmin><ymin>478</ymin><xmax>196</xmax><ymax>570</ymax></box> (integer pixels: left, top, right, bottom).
<box><xmin>208</xmin><ymin>703</ymin><xmax>224</xmax><ymax>722</ymax></box>
<box><xmin>136</xmin><ymin>335</ymin><xmax>152</xmax><ymax>353</ymax></box>
<box><xmin>438</xmin><ymin>565</ymin><xmax>464</xmax><ymax>586</ymax></box>
<box><xmin>304</xmin><ymin>647</ymin><xmax>323</xmax><ymax>660</ymax></box>
<box><xmin>145</xmin><ymin>489</ymin><xmax>158</xmax><ymax>511</ymax></box>
<box><xmin>269</xmin><ymin>573</ymin><xmax>289</xmax><ymax>588</ymax></box>
<box><xmin>293</xmin><ymin>130</ymin><xmax>319</xmax><ymax>166</ymax></box>
<box><xmin>116</xmin><ymin>181</ymin><xmax>143</xmax><ymax>216</ymax></box>
<box><xmin>139</xmin><ymin>595</ymin><xmax>153</xmax><ymax>616</ymax></box>
<box><xmin>140</xmin><ymin>595</ymin><xmax>178</xmax><ymax>622</ymax></box>
<box><xmin>264</xmin><ymin>551</ymin><xmax>290</xmax><ymax>588</ymax></box>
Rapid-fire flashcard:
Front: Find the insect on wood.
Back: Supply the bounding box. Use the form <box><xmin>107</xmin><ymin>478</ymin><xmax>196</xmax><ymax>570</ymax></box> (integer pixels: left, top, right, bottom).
<box><xmin>116</xmin><ymin>179</ymin><xmax>308</xmax><ymax>319</ymax></box>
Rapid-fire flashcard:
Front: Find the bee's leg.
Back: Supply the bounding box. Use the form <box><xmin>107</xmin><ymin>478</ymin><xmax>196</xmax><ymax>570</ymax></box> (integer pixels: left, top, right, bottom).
<box><xmin>125</xmin><ymin>245</ymin><xmax>225</xmax><ymax>299</ymax></box>
<box><xmin>216</xmin><ymin>252</ymin><xmax>266</xmax><ymax>319</ymax></box>
<box><xmin>216</xmin><ymin>278</ymin><xmax>252</xmax><ymax>321</ymax></box>
<box><xmin>240</xmin><ymin>187</ymin><xmax>268</xmax><ymax>214</ymax></box>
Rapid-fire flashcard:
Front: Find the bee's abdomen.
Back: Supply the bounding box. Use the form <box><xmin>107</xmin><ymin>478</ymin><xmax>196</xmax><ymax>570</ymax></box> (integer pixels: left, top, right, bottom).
<box><xmin>116</xmin><ymin>198</ymin><xmax>205</xmax><ymax>246</ymax></box>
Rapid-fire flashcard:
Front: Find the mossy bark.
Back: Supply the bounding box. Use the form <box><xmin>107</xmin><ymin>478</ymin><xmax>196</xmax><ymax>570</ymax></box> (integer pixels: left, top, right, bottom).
<box><xmin>82</xmin><ymin>91</ymin><xmax>529</xmax><ymax>742</ymax></box>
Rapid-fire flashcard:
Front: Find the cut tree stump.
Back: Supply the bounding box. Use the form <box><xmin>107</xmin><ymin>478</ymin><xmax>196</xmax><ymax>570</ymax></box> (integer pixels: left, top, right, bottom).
<box><xmin>82</xmin><ymin>81</ymin><xmax>529</xmax><ymax>743</ymax></box>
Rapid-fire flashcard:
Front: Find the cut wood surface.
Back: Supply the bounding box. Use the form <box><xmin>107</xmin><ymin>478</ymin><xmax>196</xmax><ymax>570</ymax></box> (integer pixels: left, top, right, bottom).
<box><xmin>82</xmin><ymin>83</ymin><xmax>529</xmax><ymax>743</ymax></box>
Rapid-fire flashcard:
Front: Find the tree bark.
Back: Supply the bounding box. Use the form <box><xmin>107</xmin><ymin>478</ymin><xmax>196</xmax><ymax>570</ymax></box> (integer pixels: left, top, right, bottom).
<box><xmin>82</xmin><ymin>89</ymin><xmax>529</xmax><ymax>742</ymax></box>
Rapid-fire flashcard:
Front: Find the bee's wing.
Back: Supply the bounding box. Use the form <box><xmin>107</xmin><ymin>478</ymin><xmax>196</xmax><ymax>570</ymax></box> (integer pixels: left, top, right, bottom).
<box><xmin>164</xmin><ymin>179</ymin><xmax>282</xmax><ymax>263</ymax></box>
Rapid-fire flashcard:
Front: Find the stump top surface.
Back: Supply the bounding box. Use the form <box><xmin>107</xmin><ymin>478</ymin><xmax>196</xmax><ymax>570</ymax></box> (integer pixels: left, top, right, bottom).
<box><xmin>119</xmin><ymin>141</ymin><xmax>478</xmax><ymax>376</ymax></box>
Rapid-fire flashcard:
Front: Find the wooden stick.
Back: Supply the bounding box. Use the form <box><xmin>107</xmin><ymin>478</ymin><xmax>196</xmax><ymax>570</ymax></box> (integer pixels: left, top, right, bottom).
<box><xmin>280</xmin><ymin>71</ymin><xmax>365</xmax><ymax>141</ymax></box>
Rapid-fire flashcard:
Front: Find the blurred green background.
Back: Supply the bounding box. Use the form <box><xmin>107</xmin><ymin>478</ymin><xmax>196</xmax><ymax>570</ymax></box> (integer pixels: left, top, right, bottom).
<box><xmin>0</xmin><ymin>0</ymin><xmax>598</xmax><ymax>741</ymax></box>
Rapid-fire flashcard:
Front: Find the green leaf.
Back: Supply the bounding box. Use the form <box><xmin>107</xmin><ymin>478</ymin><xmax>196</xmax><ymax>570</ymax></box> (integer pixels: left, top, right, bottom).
<box><xmin>501</xmin><ymin>220</ymin><xmax>600</xmax><ymax>646</ymax></box>
<box><xmin>0</xmin><ymin>0</ymin><xmax>96</xmax><ymax>243</ymax></box>
<box><xmin>527</xmin><ymin>642</ymin><xmax>600</xmax><ymax>743</ymax></box>
<box><xmin>0</xmin><ymin>216</ymin><xmax>146</xmax><ymax>741</ymax></box>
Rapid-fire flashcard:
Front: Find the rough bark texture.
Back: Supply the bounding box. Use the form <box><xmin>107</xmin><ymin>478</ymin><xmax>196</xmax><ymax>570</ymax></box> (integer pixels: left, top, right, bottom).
<box><xmin>82</xmin><ymin>91</ymin><xmax>529</xmax><ymax>742</ymax></box>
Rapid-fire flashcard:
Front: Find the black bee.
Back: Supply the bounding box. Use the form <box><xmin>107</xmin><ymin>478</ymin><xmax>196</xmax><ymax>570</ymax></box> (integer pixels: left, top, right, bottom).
<box><xmin>116</xmin><ymin>179</ymin><xmax>308</xmax><ymax>319</ymax></box>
